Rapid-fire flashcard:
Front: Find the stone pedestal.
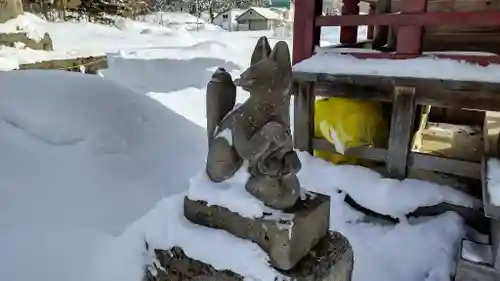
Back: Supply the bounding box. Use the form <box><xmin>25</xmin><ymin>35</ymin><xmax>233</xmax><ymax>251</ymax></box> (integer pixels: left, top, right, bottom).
<box><xmin>0</xmin><ymin>32</ymin><xmax>53</xmax><ymax>51</ymax></box>
<box><xmin>146</xmin><ymin>231</ymin><xmax>353</xmax><ymax>281</ymax></box>
<box><xmin>0</xmin><ymin>0</ymin><xmax>23</xmax><ymax>23</ymax></box>
<box><xmin>184</xmin><ymin>192</ymin><xmax>330</xmax><ymax>271</ymax></box>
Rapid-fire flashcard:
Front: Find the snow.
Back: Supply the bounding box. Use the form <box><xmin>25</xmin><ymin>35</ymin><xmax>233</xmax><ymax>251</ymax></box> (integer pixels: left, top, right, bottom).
<box><xmin>487</xmin><ymin>158</ymin><xmax>500</xmax><ymax>206</ymax></box>
<box><xmin>0</xmin><ymin>13</ymin><xmax>47</xmax><ymax>41</ymax></box>
<box><xmin>293</xmin><ymin>50</ymin><xmax>500</xmax><ymax>83</ymax></box>
<box><xmin>0</xmin><ymin>11</ymin><xmax>480</xmax><ymax>281</ymax></box>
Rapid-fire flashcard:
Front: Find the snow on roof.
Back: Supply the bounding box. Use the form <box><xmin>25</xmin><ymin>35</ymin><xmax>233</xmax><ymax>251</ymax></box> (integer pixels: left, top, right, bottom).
<box><xmin>293</xmin><ymin>48</ymin><xmax>500</xmax><ymax>83</ymax></box>
<box><xmin>237</xmin><ymin>7</ymin><xmax>283</xmax><ymax>21</ymax></box>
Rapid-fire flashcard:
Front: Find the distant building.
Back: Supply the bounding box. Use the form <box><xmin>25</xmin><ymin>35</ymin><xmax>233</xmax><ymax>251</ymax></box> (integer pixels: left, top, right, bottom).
<box><xmin>213</xmin><ymin>9</ymin><xmax>246</xmax><ymax>31</ymax></box>
<box><xmin>235</xmin><ymin>7</ymin><xmax>284</xmax><ymax>31</ymax></box>
<box><xmin>265</xmin><ymin>0</ymin><xmax>294</xmax><ymax>21</ymax></box>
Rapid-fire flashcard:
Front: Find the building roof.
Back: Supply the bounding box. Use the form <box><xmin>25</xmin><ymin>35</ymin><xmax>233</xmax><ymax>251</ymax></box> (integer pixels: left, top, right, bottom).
<box><xmin>236</xmin><ymin>7</ymin><xmax>283</xmax><ymax>21</ymax></box>
<box><xmin>264</xmin><ymin>0</ymin><xmax>292</xmax><ymax>8</ymax></box>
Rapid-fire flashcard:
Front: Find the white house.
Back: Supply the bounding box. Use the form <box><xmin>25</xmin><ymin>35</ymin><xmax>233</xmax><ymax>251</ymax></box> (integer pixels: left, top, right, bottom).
<box><xmin>213</xmin><ymin>9</ymin><xmax>246</xmax><ymax>31</ymax></box>
<box><xmin>235</xmin><ymin>7</ymin><xmax>284</xmax><ymax>31</ymax></box>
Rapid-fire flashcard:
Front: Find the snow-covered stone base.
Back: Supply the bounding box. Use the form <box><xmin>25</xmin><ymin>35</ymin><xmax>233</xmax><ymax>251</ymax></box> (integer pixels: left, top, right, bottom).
<box><xmin>146</xmin><ymin>231</ymin><xmax>353</xmax><ymax>281</ymax></box>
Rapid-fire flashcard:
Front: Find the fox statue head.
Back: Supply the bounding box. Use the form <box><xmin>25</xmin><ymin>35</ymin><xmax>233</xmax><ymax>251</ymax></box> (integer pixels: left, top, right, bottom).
<box><xmin>236</xmin><ymin>36</ymin><xmax>292</xmax><ymax>101</ymax></box>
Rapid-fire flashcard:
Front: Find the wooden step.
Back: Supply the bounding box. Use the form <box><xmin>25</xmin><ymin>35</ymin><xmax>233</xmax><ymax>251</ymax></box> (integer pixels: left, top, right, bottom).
<box><xmin>455</xmin><ymin>239</ymin><xmax>500</xmax><ymax>281</ymax></box>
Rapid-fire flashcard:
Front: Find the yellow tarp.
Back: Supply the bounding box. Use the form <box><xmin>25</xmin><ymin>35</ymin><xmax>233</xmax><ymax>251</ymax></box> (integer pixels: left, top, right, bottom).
<box><xmin>313</xmin><ymin>97</ymin><xmax>388</xmax><ymax>165</ymax></box>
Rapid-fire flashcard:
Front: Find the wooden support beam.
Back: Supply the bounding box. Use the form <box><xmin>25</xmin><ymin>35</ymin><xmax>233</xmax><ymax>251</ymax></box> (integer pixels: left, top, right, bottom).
<box><xmin>340</xmin><ymin>0</ymin><xmax>360</xmax><ymax>44</ymax></box>
<box><xmin>315</xmin><ymin>10</ymin><xmax>500</xmax><ymax>27</ymax></box>
<box><xmin>293</xmin><ymin>82</ymin><xmax>315</xmax><ymax>154</ymax></box>
<box><xmin>386</xmin><ymin>86</ymin><xmax>416</xmax><ymax>179</ymax></box>
<box><xmin>312</xmin><ymin>138</ymin><xmax>481</xmax><ymax>178</ymax></box>
<box><xmin>396</xmin><ymin>0</ymin><xmax>426</xmax><ymax>54</ymax></box>
<box><xmin>292</xmin><ymin>0</ymin><xmax>323</xmax><ymax>64</ymax></box>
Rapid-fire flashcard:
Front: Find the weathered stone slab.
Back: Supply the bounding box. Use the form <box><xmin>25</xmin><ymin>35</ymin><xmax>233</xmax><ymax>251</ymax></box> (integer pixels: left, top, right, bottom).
<box><xmin>0</xmin><ymin>0</ymin><xmax>23</xmax><ymax>23</ymax></box>
<box><xmin>455</xmin><ymin>239</ymin><xmax>500</xmax><ymax>281</ymax></box>
<box><xmin>491</xmin><ymin>218</ymin><xmax>500</xmax><ymax>270</ymax></box>
<box><xmin>183</xmin><ymin>192</ymin><xmax>330</xmax><ymax>271</ymax></box>
<box><xmin>0</xmin><ymin>32</ymin><xmax>53</xmax><ymax>51</ymax></box>
<box><xmin>145</xmin><ymin>231</ymin><xmax>353</xmax><ymax>281</ymax></box>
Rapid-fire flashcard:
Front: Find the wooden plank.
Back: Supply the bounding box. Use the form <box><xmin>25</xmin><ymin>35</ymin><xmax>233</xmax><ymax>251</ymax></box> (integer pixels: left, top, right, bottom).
<box><xmin>414</xmin><ymin>122</ymin><xmax>483</xmax><ymax>162</ymax></box>
<box><xmin>410</xmin><ymin>152</ymin><xmax>480</xmax><ymax>178</ymax></box>
<box><xmin>386</xmin><ymin>86</ymin><xmax>416</xmax><ymax>179</ymax></box>
<box><xmin>315</xmin><ymin>10</ymin><xmax>500</xmax><ymax>28</ymax></box>
<box><xmin>492</xmin><ymin>218</ymin><xmax>500</xmax><ymax>270</ymax></box>
<box><xmin>481</xmin><ymin>158</ymin><xmax>500</xmax><ymax>219</ymax></box>
<box><xmin>455</xmin><ymin>240</ymin><xmax>500</xmax><ymax>281</ymax></box>
<box><xmin>18</xmin><ymin>55</ymin><xmax>108</xmax><ymax>74</ymax></box>
<box><xmin>312</xmin><ymin>137</ymin><xmax>481</xmax><ymax>178</ymax></box>
<box><xmin>293</xmin><ymin>81</ymin><xmax>315</xmax><ymax>153</ymax></box>
<box><xmin>292</xmin><ymin>73</ymin><xmax>500</xmax><ymax>111</ymax></box>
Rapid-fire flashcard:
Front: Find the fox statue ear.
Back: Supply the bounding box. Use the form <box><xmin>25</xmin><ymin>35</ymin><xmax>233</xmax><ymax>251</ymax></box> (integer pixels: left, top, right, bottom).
<box><xmin>270</xmin><ymin>41</ymin><xmax>291</xmax><ymax>71</ymax></box>
<box><xmin>250</xmin><ymin>36</ymin><xmax>271</xmax><ymax>66</ymax></box>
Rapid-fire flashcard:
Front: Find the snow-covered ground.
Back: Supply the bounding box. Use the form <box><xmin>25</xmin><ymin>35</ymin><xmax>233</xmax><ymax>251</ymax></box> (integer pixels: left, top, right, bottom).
<box><xmin>0</xmin><ymin>12</ymin><xmax>478</xmax><ymax>281</ymax></box>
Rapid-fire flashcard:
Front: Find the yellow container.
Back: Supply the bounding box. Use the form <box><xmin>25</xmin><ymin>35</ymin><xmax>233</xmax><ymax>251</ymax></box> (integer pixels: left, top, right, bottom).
<box><xmin>313</xmin><ymin>97</ymin><xmax>388</xmax><ymax>165</ymax></box>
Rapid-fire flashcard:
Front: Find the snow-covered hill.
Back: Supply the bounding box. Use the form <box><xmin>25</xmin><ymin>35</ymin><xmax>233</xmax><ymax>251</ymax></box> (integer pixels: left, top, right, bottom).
<box><xmin>0</xmin><ymin>12</ymin><xmax>474</xmax><ymax>281</ymax></box>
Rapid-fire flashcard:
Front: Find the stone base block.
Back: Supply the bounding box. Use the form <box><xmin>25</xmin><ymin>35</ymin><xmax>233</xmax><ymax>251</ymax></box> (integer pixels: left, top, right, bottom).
<box><xmin>183</xmin><ymin>192</ymin><xmax>330</xmax><ymax>271</ymax></box>
<box><xmin>455</xmin><ymin>239</ymin><xmax>500</xmax><ymax>281</ymax></box>
<box><xmin>145</xmin><ymin>231</ymin><xmax>353</xmax><ymax>281</ymax></box>
<box><xmin>0</xmin><ymin>32</ymin><xmax>53</xmax><ymax>50</ymax></box>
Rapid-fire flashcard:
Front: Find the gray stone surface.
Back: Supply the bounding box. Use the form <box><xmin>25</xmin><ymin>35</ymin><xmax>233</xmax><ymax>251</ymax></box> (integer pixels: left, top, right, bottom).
<box><xmin>455</xmin><ymin>258</ymin><xmax>500</xmax><ymax>281</ymax></box>
<box><xmin>0</xmin><ymin>32</ymin><xmax>53</xmax><ymax>51</ymax></box>
<box><xmin>183</xmin><ymin>192</ymin><xmax>330</xmax><ymax>271</ymax></box>
<box><xmin>0</xmin><ymin>0</ymin><xmax>23</xmax><ymax>23</ymax></box>
<box><xmin>145</xmin><ymin>231</ymin><xmax>353</xmax><ymax>281</ymax></box>
<box><xmin>455</xmin><ymin>238</ymin><xmax>500</xmax><ymax>281</ymax></box>
<box><xmin>491</xmin><ymin>218</ymin><xmax>500</xmax><ymax>270</ymax></box>
<box><xmin>204</xmin><ymin>36</ymin><xmax>300</xmax><ymax>210</ymax></box>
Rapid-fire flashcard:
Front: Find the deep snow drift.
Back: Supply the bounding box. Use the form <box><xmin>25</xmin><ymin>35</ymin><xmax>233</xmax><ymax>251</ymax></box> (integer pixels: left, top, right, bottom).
<box><xmin>0</xmin><ymin>70</ymin><xmax>206</xmax><ymax>280</ymax></box>
<box><xmin>0</xmin><ymin>12</ymin><xmax>478</xmax><ymax>281</ymax></box>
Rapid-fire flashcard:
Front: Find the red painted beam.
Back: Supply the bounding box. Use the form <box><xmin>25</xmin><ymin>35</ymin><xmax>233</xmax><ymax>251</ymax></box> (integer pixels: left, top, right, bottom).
<box><xmin>292</xmin><ymin>0</ymin><xmax>323</xmax><ymax>64</ymax></box>
<box><xmin>340</xmin><ymin>0</ymin><xmax>360</xmax><ymax>44</ymax></box>
<box><xmin>315</xmin><ymin>10</ymin><xmax>500</xmax><ymax>27</ymax></box>
<box><xmin>396</xmin><ymin>0</ymin><xmax>426</xmax><ymax>54</ymax></box>
<box><xmin>335</xmin><ymin>52</ymin><xmax>500</xmax><ymax>66</ymax></box>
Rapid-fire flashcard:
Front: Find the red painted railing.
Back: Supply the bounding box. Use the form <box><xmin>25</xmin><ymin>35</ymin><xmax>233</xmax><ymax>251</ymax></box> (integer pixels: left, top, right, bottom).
<box><xmin>292</xmin><ymin>0</ymin><xmax>500</xmax><ymax>66</ymax></box>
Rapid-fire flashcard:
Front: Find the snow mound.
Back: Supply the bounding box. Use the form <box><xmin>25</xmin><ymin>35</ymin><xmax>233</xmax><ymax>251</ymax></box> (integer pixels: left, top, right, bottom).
<box><xmin>0</xmin><ymin>70</ymin><xmax>207</xmax><ymax>281</ymax></box>
<box><xmin>103</xmin><ymin>163</ymin><xmax>465</xmax><ymax>281</ymax></box>
<box><xmin>141</xmin><ymin>12</ymin><xmax>223</xmax><ymax>32</ymax></box>
<box><xmin>298</xmin><ymin>152</ymin><xmax>478</xmax><ymax>218</ymax></box>
<box><xmin>0</xmin><ymin>13</ymin><xmax>48</xmax><ymax>42</ymax></box>
<box><xmin>114</xmin><ymin>17</ymin><xmax>173</xmax><ymax>35</ymax></box>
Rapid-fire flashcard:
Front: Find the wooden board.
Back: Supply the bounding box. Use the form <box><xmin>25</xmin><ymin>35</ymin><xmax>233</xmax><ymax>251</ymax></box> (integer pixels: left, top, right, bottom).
<box><xmin>18</xmin><ymin>55</ymin><xmax>108</xmax><ymax>74</ymax></box>
<box><xmin>412</xmin><ymin>122</ymin><xmax>483</xmax><ymax>162</ymax></box>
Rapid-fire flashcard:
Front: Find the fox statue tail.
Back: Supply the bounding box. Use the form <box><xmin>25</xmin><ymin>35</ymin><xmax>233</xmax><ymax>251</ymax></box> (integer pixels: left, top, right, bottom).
<box><xmin>206</xmin><ymin>67</ymin><xmax>236</xmax><ymax>142</ymax></box>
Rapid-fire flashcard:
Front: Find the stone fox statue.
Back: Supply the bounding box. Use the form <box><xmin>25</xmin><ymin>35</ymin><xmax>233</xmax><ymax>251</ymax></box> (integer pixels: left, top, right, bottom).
<box><xmin>205</xmin><ymin>36</ymin><xmax>302</xmax><ymax>210</ymax></box>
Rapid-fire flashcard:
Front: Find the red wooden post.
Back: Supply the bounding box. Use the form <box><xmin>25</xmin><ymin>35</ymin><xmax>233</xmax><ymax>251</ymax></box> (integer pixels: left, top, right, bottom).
<box><xmin>292</xmin><ymin>0</ymin><xmax>323</xmax><ymax>64</ymax></box>
<box><xmin>367</xmin><ymin>3</ymin><xmax>375</xmax><ymax>39</ymax></box>
<box><xmin>396</xmin><ymin>0</ymin><xmax>427</xmax><ymax>54</ymax></box>
<box><xmin>340</xmin><ymin>0</ymin><xmax>360</xmax><ymax>43</ymax></box>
